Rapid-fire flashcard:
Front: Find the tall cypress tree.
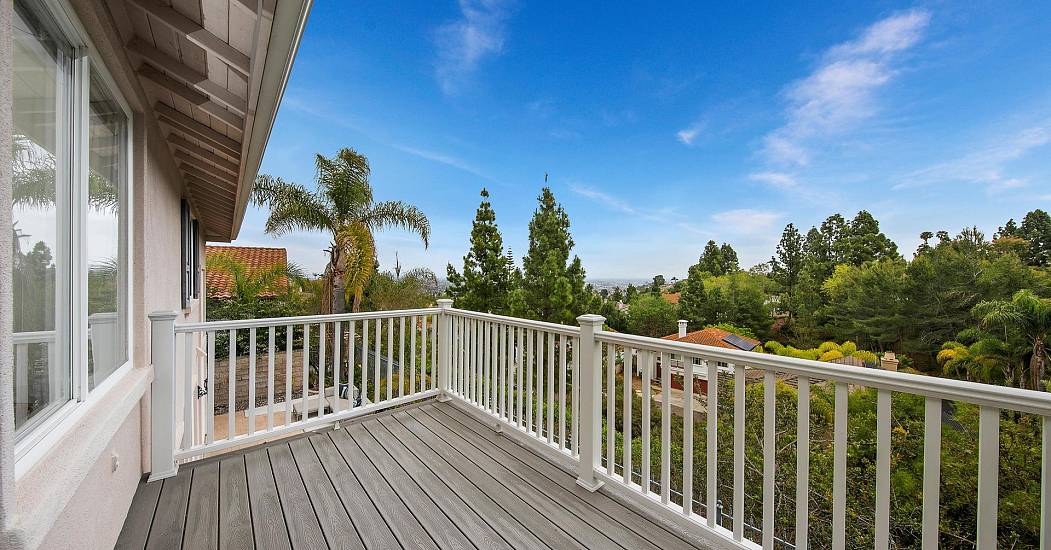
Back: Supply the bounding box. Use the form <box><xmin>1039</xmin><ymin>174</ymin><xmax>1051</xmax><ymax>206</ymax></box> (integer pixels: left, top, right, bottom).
<box><xmin>771</xmin><ymin>223</ymin><xmax>805</xmax><ymax>317</ymax></box>
<box><xmin>520</xmin><ymin>187</ymin><xmax>587</xmax><ymax>324</ymax></box>
<box><xmin>446</xmin><ymin>188</ymin><xmax>513</xmax><ymax>313</ymax></box>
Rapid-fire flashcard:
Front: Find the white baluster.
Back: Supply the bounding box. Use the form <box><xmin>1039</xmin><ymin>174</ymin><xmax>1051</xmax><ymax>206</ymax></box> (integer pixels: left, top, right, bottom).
<box><xmin>733</xmin><ymin>363</ymin><xmax>745</xmax><ymax>542</ymax></box>
<box><xmin>977</xmin><ymin>406</ymin><xmax>999</xmax><ymax>550</ymax></box>
<box><xmin>575</xmin><ymin>314</ymin><xmax>605</xmax><ymax>491</ymax></box>
<box><xmin>796</xmin><ymin>376</ymin><xmax>810</xmax><ymax>548</ymax></box>
<box><xmin>922</xmin><ymin>396</ymin><xmax>941</xmax><ymax>550</ymax></box>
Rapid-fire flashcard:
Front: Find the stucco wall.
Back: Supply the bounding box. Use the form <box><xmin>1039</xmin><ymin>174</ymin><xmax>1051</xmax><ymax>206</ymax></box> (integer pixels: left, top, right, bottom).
<box><xmin>0</xmin><ymin>1</ymin><xmax>207</xmax><ymax>549</ymax></box>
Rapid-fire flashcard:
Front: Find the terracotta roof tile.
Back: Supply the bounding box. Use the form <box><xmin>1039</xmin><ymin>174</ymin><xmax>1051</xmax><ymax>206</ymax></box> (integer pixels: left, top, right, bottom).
<box><xmin>661</xmin><ymin>326</ymin><xmax>760</xmax><ymax>351</ymax></box>
<box><xmin>205</xmin><ymin>245</ymin><xmax>288</xmax><ymax>299</ymax></box>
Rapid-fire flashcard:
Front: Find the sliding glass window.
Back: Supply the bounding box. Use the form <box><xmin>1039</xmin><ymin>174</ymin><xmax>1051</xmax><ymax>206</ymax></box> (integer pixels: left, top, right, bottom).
<box><xmin>11</xmin><ymin>0</ymin><xmax>75</xmax><ymax>435</ymax></box>
<box><xmin>11</xmin><ymin>0</ymin><xmax>132</xmax><ymax>446</ymax></box>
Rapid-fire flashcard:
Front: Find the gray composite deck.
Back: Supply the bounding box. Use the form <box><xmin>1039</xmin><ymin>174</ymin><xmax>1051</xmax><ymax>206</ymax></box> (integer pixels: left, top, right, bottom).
<box><xmin>115</xmin><ymin>399</ymin><xmax>713</xmax><ymax>550</ymax></box>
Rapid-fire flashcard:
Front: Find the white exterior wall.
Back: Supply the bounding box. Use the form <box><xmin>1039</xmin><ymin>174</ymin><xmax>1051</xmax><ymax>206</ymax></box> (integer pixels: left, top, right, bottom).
<box><xmin>0</xmin><ymin>1</ymin><xmax>207</xmax><ymax>549</ymax></box>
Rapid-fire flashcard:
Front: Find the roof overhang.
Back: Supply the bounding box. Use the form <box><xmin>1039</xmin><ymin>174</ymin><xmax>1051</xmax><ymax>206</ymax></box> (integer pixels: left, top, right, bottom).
<box><xmin>111</xmin><ymin>0</ymin><xmax>312</xmax><ymax>241</ymax></box>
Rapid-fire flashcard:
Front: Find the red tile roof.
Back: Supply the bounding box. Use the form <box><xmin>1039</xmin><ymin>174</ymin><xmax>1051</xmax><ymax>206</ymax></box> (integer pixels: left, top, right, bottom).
<box><xmin>661</xmin><ymin>326</ymin><xmax>760</xmax><ymax>351</ymax></box>
<box><xmin>205</xmin><ymin>245</ymin><xmax>288</xmax><ymax>299</ymax></box>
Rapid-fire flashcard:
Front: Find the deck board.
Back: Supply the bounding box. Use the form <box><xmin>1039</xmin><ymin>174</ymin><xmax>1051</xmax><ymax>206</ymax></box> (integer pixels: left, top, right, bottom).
<box><xmin>218</xmin><ymin>456</ymin><xmax>253</xmax><ymax>550</ymax></box>
<box><xmin>245</xmin><ymin>447</ymin><xmax>292</xmax><ymax>550</ymax></box>
<box><xmin>117</xmin><ymin>399</ymin><xmax>713</xmax><ymax>550</ymax></box>
<box><xmin>183</xmin><ymin>461</ymin><xmax>220</xmax><ymax>549</ymax></box>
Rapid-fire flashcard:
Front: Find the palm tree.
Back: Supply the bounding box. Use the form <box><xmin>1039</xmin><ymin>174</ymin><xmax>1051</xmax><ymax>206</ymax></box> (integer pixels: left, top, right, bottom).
<box><xmin>251</xmin><ymin>148</ymin><xmax>430</xmax><ymax>313</ymax></box>
<box><xmin>973</xmin><ymin>289</ymin><xmax>1051</xmax><ymax>390</ymax></box>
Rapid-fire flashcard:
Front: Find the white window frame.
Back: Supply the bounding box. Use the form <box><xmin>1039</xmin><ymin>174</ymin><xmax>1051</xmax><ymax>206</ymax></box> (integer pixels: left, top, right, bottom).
<box><xmin>13</xmin><ymin>0</ymin><xmax>135</xmax><ymax>463</ymax></box>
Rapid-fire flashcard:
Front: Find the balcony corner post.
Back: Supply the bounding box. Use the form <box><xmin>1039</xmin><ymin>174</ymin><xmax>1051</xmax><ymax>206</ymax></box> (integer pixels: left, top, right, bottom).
<box><xmin>148</xmin><ymin>311</ymin><xmax>180</xmax><ymax>482</ymax></box>
<box><xmin>436</xmin><ymin>299</ymin><xmax>454</xmax><ymax>402</ymax></box>
<box><xmin>576</xmin><ymin>313</ymin><xmax>606</xmax><ymax>492</ymax></box>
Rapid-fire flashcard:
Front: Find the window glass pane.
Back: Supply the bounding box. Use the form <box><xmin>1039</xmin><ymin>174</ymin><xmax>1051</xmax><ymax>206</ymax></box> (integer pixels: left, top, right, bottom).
<box><xmin>87</xmin><ymin>70</ymin><xmax>128</xmax><ymax>390</ymax></box>
<box><xmin>11</xmin><ymin>0</ymin><xmax>73</xmax><ymax>432</ymax></box>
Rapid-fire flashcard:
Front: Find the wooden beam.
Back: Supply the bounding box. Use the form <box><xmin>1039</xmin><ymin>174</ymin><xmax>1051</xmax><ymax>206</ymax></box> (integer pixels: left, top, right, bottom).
<box><xmin>138</xmin><ymin>65</ymin><xmax>244</xmax><ymax>129</ymax></box>
<box><xmin>156</xmin><ymin>102</ymin><xmax>241</xmax><ymax>158</ymax></box>
<box><xmin>179</xmin><ymin>161</ymin><xmax>237</xmax><ymax>188</ymax></box>
<box><xmin>127</xmin><ymin>38</ymin><xmax>247</xmax><ymax>115</ymax></box>
<box><xmin>167</xmin><ymin>133</ymin><xmax>240</xmax><ymax>172</ymax></box>
<box><xmin>128</xmin><ymin>0</ymin><xmax>251</xmax><ymax>76</ymax></box>
<box><xmin>174</xmin><ymin>150</ymin><xmax>237</xmax><ymax>182</ymax></box>
<box><xmin>185</xmin><ymin>172</ymin><xmax>237</xmax><ymax>197</ymax></box>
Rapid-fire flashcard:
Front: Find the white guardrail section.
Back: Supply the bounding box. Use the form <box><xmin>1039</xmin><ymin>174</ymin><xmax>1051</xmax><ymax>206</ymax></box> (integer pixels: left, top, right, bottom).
<box><xmin>149</xmin><ymin>307</ymin><xmax>441</xmax><ymax>470</ymax></box>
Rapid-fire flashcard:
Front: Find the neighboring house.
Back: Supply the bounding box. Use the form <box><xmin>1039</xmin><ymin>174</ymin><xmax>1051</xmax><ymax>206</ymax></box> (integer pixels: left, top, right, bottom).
<box><xmin>205</xmin><ymin>245</ymin><xmax>288</xmax><ymax>299</ymax></box>
<box><xmin>2</xmin><ymin>0</ymin><xmax>310</xmax><ymax>548</ymax></box>
<box><xmin>655</xmin><ymin>322</ymin><xmax>761</xmax><ymax>394</ymax></box>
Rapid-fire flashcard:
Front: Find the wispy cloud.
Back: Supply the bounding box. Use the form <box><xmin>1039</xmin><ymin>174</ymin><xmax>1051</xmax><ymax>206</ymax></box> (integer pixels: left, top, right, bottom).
<box><xmin>434</xmin><ymin>0</ymin><xmax>514</xmax><ymax>95</ymax></box>
<box><xmin>676</xmin><ymin>124</ymin><xmax>703</xmax><ymax>146</ymax></box>
<box><xmin>392</xmin><ymin>143</ymin><xmax>495</xmax><ymax>181</ymax></box>
<box><xmin>762</xmin><ymin>9</ymin><xmax>931</xmax><ymax>165</ymax></box>
<box><xmin>748</xmin><ymin>171</ymin><xmax>799</xmax><ymax>189</ymax></box>
<box><xmin>894</xmin><ymin>121</ymin><xmax>1051</xmax><ymax>191</ymax></box>
<box><xmin>569</xmin><ymin>182</ymin><xmax>678</xmax><ymax>223</ymax></box>
<box><xmin>711</xmin><ymin>209</ymin><xmax>783</xmax><ymax>235</ymax></box>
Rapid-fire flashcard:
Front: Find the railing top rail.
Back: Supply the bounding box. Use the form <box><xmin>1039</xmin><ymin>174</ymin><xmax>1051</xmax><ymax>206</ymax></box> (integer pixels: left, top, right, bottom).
<box><xmin>448</xmin><ymin>308</ymin><xmax>581</xmax><ymax>336</ymax></box>
<box><xmin>174</xmin><ymin>308</ymin><xmax>440</xmax><ymax>333</ymax></box>
<box><xmin>597</xmin><ymin>329</ymin><xmax>1051</xmax><ymax>416</ymax></box>
<box><xmin>13</xmin><ymin>330</ymin><xmax>57</xmax><ymax>344</ymax></box>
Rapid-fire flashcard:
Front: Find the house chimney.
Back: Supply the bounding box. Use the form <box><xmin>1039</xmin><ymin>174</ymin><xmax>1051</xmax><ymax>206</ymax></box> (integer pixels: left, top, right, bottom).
<box><xmin>678</xmin><ymin>320</ymin><xmax>688</xmax><ymax>338</ymax></box>
<box><xmin>880</xmin><ymin>351</ymin><xmax>900</xmax><ymax>371</ymax></box>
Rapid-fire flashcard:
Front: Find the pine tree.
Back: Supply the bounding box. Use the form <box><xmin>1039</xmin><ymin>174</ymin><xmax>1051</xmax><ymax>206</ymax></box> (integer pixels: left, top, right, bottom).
<box><xmin>697</xmin><ymin>240</ymin><xmax>724</xmax><ymax>275</ymax></box>
<box><xmin>719</xmin><ymin>243</ymin><xmax>740</xmax><ymax>274</ymax></box>
<box><xmin>678</xmin><ymin>263</ymin><xmax>709</xmax><ymax>329</ymax></box>
<box><xmin>520</xmin><ymin>187</ymin><xmax>587</xmax><ymax>324</ymax></box>
<box><xmin>446</xmin><ymin>188</ymin><xmax>513</xmax><ymax>313</ymax></box>
<box><xmin>771</xmin><ymin>223</ymin><xmax>805</xmax><ymax>317</ymax></box>
<box><xmin>835</xmin><ymin>210</ymin><xmax>899</xmax><ymax>266</ymax></box>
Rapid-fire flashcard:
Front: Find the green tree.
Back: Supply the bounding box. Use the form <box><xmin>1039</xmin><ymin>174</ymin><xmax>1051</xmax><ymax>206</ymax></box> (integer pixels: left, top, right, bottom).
<box><xmin>446</xmin><ymin>188</ymin><xmax>513</xmax><ymax>313</ymax></box>
<box><xmin>719</xmin><ymin>243</ymin><xmax>740</xmax><ymax>274</ymax></box>
<box><xmin>771</xmin><ymin>223</ymin><xmax>805</xmax><ymax>317</ymax></box>
<box><xmin>365</xmin><ymin>261</ymin><xmax>439</xmax><ymax>311</ymax></box>
<box><xmin>252</xmin><ymin>148</ymin><xmax>430</xmax><ymax>313</ymax></box>
<box><xmin>519</xmin><ymin>187</ymin><xmax>587</xmax><ymax>324</ymax></box>
<box><xmin>626</xmin><ymin>294</ymin><xmax>678</xmax><ymax>337</ymax></box>
<box><xmin>1019</xmin><ymin>210</ymin><xmax>1051</xmax><ymax>266</ymax></box>
<box><xmin>678</xmin><ymin>263</ymin><xmax>708</xmax><ymax>329</ymax></box>
<box><xmin>697</xmin><ymin>240</ymin><xmax>724</xmax><ymax>275</ymax></box>
<box><xmin>834</xmin><ymin>210</ymin><xmax>899</xmax><ymax>266</ymax></box>
<box><xmin>822</xmin><ymin>259</ymin><xmax>909</xmax><ymax>351</ymax></box>
<box><xmin>973</xmin><ymin>289</ymin><xmax>1051</xmax><ymax>390</ymax></box>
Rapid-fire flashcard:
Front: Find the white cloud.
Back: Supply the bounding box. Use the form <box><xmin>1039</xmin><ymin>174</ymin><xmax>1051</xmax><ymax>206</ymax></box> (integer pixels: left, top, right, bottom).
<box><xmin>568</xmin><ymin>183</ymin><xmax>637</xmax><ymax>215</ymax></box>
<box><xmin>894</xmin><ymin>121</ymin><xmax>1051</xmax><ymax>191</ymax></box>
<box><xmin>676</xmin><ymin>124</ymin><xmax>703</xmax><ymax>145</ymax></box>
<box><xmin>762</xmin><ymin>9</ymin><xmax>931</xmax><ymax>165</ymax></box>
<box><xmin>711</xmin><ymin>209</ymin><xmax>783</xmax><ymax>235</ymax></box>
<box><xmin>434</xmin><ymin>0</ymin><xmax>514</xmax><ymax>95</ymax></box>
<box><xmin>391</xmin><ymin>143</ymin><xmax>492</xmax><ymax>180</ymax></box>
<box><xmin>748</xmin><ymin>171</ymin><xmax>799</xmax><ymax>189</ymax></box>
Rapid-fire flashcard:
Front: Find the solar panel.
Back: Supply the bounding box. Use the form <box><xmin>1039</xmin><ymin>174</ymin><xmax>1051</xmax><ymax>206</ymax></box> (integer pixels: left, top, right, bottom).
<box><xmin>721</xmin><ymin>334</ymin><xmax>757</xmax><ymax>351</ymax></box>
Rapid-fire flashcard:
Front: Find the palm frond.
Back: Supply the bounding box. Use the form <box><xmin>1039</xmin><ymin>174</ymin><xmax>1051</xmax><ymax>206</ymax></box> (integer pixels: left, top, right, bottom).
<box><xmin>316</xmin><ymin>148</ymin><xmax>372</xmax><ymax>219</ymax></box>
<box><xmin>362</xmin><ymin>200</ymin><xmax>431</xmax><ymax>248</ymax></box>
<box><xmin>252</xmin><ymin>175</ymin><xmax>335</xmax><ymax>236</ymax></box>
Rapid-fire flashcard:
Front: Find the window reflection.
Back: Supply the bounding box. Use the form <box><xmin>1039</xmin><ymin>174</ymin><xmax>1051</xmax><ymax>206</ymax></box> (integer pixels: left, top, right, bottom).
<box><xmin>11</xmin><ymin>0</ymin><xmax>73</xmax><ymax>432</ymax></box>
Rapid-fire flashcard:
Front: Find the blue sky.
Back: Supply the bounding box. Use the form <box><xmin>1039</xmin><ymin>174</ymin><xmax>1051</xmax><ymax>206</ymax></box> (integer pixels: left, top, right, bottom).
<box><xmin>235</xmin><ymin>1</ymin><xmax>1051</xmax><ymax>279</ymax></box>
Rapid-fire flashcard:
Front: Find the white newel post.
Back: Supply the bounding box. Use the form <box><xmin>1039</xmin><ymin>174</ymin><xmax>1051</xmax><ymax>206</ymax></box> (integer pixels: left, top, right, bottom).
<box><xmin>437</xmin><ymin>299</ymin><xmax>453</xmax><ymax>402</ymax></box>
<box><xmin>576</xmin><ymin>313</ymin><xmax>605</xmax><ymax>491</ymax></box>
<box><xmin>149</xmin><ymin>311</ymin><xmax>179</xmax><ymax>481</ymax></box>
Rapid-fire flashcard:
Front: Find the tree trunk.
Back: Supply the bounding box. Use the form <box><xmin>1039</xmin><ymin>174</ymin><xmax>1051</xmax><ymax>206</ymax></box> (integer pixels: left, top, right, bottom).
<box><xmin>328</xmin><ymin>245</ymin><xmax>346</xmax><ymax>315</ymax></box>
<box><xmin>1033</xmin><ymin>338</ymin><xmax>1047</xmax><ymax>391</ymax></box>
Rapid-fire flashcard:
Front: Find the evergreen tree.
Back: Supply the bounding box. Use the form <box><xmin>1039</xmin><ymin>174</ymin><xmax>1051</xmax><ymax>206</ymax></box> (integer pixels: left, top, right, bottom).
<box><xmin>520</xmin><ymin>187</ymin><xmax>587</xmax><ymax>324</ymax></box>
<box><xmin>1018</xmin><ymin>210</ymin><xmax>1051</xmax><ymax>266</ymax></box>
<box><xmin>678</xmin><ymin>263</ymin><xmax>709</xmax><ymax>329</ymax></box>
<box><xmin>697</xmin><ymin>240</ymin><xmax>724</xmax><ymax>275</ymax></box>
<box><xmin>719</xmin><ymin>243</ymin><xmax>740</xmax><ymax>274</ymax></box>
<box><xmin>835</xmin><ymin>210</ymin><xmax>899</xmax><ymax>266</ymax></box>
<box><xmin>446</xmin><ymin>188</ymin><xmax>513</xmax><ymax>313</ymax></box>
<box><xmin>771</xmin><ymin>223</ymin><xmax>805</xmax><ymax>317</ymax></box>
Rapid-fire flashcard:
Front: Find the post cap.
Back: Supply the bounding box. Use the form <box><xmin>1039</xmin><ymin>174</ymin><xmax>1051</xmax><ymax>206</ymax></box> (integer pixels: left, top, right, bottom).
<box><xmin>148</xmin><ymin>311</ymin><xmax>180</xmax><ymax>321</ymax></box>
<box><xmin>576</xmin><ymin>314</ymin><xmax>606</xmax><ymax>326</ymax></box>
<box><xmin>436</xmin><ymin>298</ymin><xmax>454</xmax><ymax>309</ymax></box>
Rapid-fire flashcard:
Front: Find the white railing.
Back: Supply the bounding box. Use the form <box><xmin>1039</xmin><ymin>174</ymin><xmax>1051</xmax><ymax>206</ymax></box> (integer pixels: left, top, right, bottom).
<box><xmin>150</xmin><ymin>303</ymin><xmax>1051</xmax><ymax>550</ymax></box>
<box><xmin>148</xmin><ymin>306</ymin><xmax>441</xmax><ymax>476</ymax></box>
